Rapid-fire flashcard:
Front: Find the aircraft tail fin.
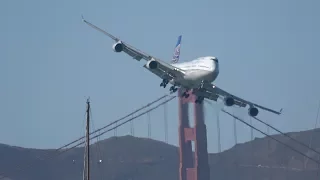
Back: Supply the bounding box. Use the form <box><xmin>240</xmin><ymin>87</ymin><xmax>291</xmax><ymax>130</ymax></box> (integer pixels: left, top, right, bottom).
<box><xmin>171</xmin><ymin>35</ymin><xmax>182</xmax><ymax>64</ymax></box>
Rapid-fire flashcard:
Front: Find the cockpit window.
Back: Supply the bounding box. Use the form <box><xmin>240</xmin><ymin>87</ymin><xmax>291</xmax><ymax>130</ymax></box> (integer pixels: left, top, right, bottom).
<box><xmin>211</xmin><ymin>58</ymin><xmax>218</xmax><ymax>63</ymax></box>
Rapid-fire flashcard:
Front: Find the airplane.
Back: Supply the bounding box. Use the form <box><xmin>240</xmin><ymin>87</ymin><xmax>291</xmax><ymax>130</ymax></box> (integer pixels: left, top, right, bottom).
<box><xmin>82</xmin><ymin>17</ymin><xmax>283</xmax><ymax>117</ymax></box>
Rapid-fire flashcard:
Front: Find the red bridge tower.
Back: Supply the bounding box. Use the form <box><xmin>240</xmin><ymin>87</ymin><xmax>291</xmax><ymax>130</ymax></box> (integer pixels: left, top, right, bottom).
<box><xmin>178</xmin><ymin>89</ymin><xmax>210</xmax><ymax>180</ymax></box>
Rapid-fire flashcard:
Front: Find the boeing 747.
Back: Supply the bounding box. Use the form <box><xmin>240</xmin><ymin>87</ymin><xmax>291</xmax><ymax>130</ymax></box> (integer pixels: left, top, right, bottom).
<box><xmin>82</xmin><ymin>17</ymin><xmax>282</xmax><ymax>117</ymax></box>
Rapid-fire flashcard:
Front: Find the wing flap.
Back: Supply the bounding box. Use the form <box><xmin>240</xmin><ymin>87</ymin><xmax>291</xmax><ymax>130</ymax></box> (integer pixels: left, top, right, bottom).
<box><xmin>203</xmin><ymin>83</ymin><xmax>282</xmax><ymax>115</ymax></box>
<box><xmin>143</xmin><ymin>62</ymin><xmax>184</xmax><ymax>81</ymax></box>
<box><xmin>123</xmin><ymin>47</ymin><xmax>144</xmax><ymax>61</ymax></box>
<box><xmin>143</xmin><ymin>65</ymin><xmax>169</xmax><ymax>80</ymax></box>
<box><xmin>194</xmin><ymin>90</ymin><xmax>219</xmax><ymax>101</ymax></box>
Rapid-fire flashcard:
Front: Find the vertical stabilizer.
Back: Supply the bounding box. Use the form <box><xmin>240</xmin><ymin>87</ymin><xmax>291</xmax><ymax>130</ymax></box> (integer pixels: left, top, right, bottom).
<box><xmin>171</xmin><ymin>35</ymin><xmax>182</xmax><ymax>63</ymax></box>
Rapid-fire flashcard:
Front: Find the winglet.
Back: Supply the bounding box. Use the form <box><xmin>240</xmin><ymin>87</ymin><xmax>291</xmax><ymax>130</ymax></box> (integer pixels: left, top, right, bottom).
<box><xmin>279</xmin><ymin>108</ymin><xmax>283</xmax><ymax>114</ymax></box>
<box><xmin>81</xmin><ymin>14</ymin><xmax>85</xmax><ymax>22</ymax></box>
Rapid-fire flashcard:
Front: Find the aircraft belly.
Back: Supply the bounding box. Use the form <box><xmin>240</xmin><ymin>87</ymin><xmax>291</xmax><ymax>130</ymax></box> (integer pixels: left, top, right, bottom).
<box><xmin>180</xmin><ymin>70</ymin><xmax>214</xmax><ymax>88</ymax></box>
<box><xmin>170</xmin><ymin>69</ymin><xmax>217</xmax><ymax>89</ymax></box>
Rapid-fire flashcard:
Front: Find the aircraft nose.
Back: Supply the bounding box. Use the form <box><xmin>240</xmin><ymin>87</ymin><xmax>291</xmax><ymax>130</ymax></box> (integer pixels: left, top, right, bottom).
<box><xmin>212</xmin><ymin>60</ymin><xmax>217</xmax><ymax>70</ymax></box>
<box><xmin>212</xmin><ymin>61</ymin><xmax>219</xmax><ymax>78</ymax></box>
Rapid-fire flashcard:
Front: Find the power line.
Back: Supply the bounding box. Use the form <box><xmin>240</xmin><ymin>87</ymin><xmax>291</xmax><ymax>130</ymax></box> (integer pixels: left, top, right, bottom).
<box><xmin>221</xmin><ymin>109</ymin><xmax>320</xmax><ymax>166</ymax></box>
<box><xmin>0</xmin><ymin>94</ymin><xmax>174</xmax><ymax>180</ymax></box>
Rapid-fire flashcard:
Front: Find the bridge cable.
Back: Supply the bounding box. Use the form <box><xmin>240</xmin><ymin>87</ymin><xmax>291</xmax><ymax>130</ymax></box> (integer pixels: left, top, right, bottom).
<box><xmin>221</xmin><ymin>109</ymin><xmax>320</xmax><ymax>166</ymax></box>
<box><xmin>0</xmin><ymin>94</ymin><xmax>174</xmax><ymax>180</ymax></box>
<box><xmin>252</xmin><ymin>116</ymin><xmax>320</xmax><ymax>156</ymax></box>
<box><xmin>56</xmin><ymin>96</ymin><xmax>176</xmax><ymax>155</ymax></box>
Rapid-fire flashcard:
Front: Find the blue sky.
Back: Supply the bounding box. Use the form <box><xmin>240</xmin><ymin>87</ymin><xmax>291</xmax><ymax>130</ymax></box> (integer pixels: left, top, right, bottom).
<box><xmin>1</xmin><ymin>0</ymin><xmax>319</xmax><ymax>153</ymax></box>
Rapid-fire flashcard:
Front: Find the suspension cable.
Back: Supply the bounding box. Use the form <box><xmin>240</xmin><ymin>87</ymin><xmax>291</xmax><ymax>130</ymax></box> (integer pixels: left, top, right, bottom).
<box><xmin>221</xmin><ymin>109</ymin><xmax>320</xmax><ymax>165</ymax></box>
<box><xmin>253</xmin><ymin>116</ymin><xmax>320</xmax><ymax>156</ymax></box>
<box><xmin>0</xmin><ymin>94</ymin><xmax>174</xmax><ymax>180</ymax></box>
<box><xmin>57</xmin><ymin>96</ymin><xmax>176</xmax><ymax>155</ymax></box>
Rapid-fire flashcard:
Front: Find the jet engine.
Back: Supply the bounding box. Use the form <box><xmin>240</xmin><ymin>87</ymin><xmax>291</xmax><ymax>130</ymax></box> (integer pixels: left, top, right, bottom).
<box><xmin>112</xmin><ymin>42</ymin><xmax>123</xmax><ymax>52</ymax></box>
<box><xmin>248</xmin><ymin>107</ymin><xmax>259</xmax><ymax>117</ymax></box>
<box><xmin>146</xmin><ymin>60</ymin><xmax>158</xmax><ymax>69</ymax></box>
<box><xmin>224</xmin><ymin>97</ymin><xmax>235</xmax><ymax>106</ymax></box>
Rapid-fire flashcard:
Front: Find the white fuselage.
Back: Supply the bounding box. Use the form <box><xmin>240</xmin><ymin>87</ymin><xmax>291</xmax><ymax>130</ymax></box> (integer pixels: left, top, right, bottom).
<box><xmin>169</xmin><ymin>56</ymin><xmax>219</xmax><ymax>88</ymax></box>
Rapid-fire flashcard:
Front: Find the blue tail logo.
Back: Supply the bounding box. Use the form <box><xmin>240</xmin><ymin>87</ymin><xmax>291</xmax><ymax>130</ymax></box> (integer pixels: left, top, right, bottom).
<box><xmin>171</xmin><ymin>35</ymin><xmax>182</xmax><ymax>63</ymax></box>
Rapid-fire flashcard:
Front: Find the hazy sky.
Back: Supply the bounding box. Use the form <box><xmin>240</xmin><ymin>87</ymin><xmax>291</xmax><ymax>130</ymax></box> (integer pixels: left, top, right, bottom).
<box><xmin>1</xmin><ymin>0</ymin><xmax>319</xmax><ymax>153</ymax></box>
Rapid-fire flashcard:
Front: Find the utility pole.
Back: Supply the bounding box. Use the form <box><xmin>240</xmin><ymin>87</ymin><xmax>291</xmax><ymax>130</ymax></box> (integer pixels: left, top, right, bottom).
<box><xmin>86</xmin><ymin>99</ymin><xmax>90</xmax><ymax>180</ymax></box>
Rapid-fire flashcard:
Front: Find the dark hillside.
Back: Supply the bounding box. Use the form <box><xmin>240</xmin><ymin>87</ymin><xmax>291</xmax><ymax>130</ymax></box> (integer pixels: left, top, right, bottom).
<box><xmin>1</xmin><ymin>129</ymin><xmax>320</xmax><ymax>180</ymax></box>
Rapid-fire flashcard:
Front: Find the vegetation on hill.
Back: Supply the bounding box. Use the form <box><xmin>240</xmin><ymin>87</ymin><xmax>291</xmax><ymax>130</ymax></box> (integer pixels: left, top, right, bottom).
<box><xmin>1</xmin><ymin>129</ymin><xmax>320</xmax><ymax>180</ymax></box>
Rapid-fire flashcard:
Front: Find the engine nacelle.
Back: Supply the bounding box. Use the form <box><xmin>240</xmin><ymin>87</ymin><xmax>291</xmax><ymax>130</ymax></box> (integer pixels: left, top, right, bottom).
<box><xmin>112</xmin><ymin>42</ymin><xmax>123</xmax><ymax>52</ymax></box>
<box><xmin>248</xmin><ymin>107</ymin><xmax>259</xmax><ymax>117</ymax></box>
<box><xmin>146</xmin><ymin>60</ymin><xmax>158</xmax><ymax>69</ymax></box>
<box><xmin>224</xmin><ymin>97</ymin><xmax>235</xmax><ymax>106</ymax></box>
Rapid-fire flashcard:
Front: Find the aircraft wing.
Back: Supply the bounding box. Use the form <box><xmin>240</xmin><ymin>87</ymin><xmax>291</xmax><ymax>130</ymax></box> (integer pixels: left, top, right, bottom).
<box><xmin>82</xmin><ymin>17</ymin><xmax>185</xmax><ymax>80</ymax></box>
<box><xmin>202</xmin><ymin>83</ymin><xmax>282</xmax><ymax>115</ymax></box>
